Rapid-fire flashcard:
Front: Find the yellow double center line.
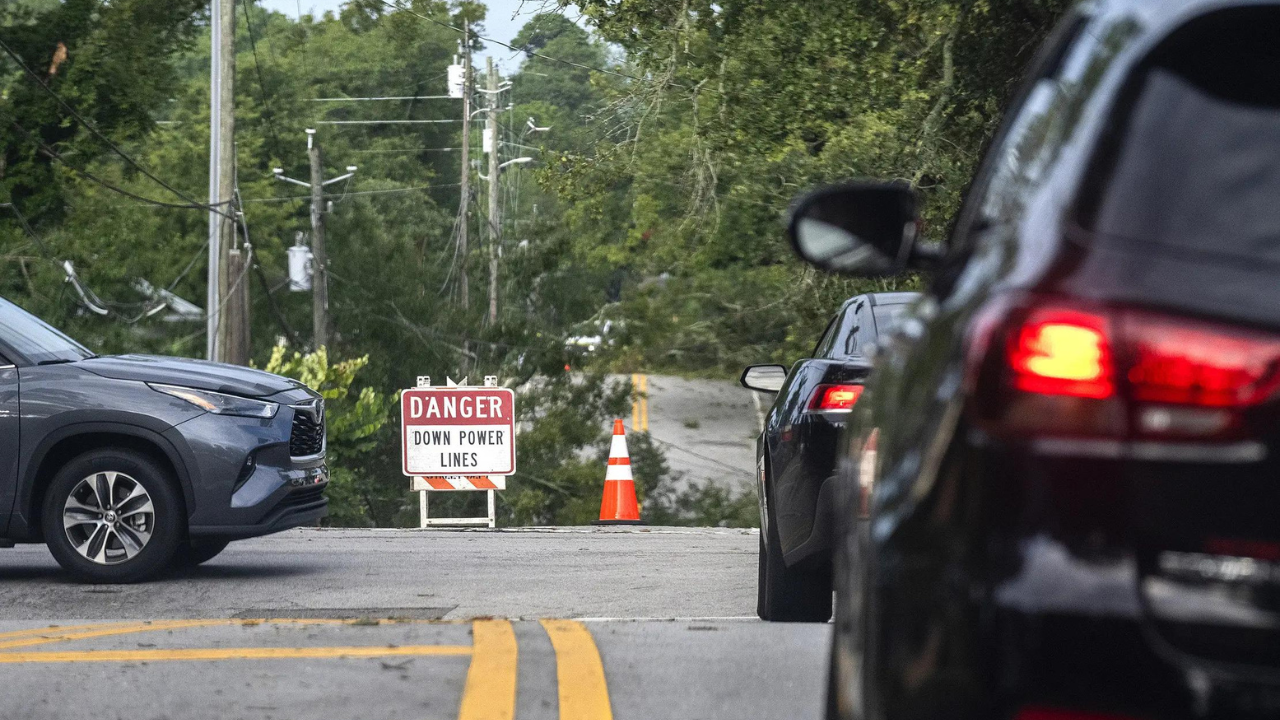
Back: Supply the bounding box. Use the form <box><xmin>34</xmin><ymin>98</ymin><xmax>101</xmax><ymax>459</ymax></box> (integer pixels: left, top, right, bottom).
<box><xmin>0</xmin><ymin>618</ymin><xmax>614</xmax><ymax>720</ymax></box>
<box><xmin>631</xmin><ymin>373</ymin><xmax>649</xmax><ymax>432</ymax></box>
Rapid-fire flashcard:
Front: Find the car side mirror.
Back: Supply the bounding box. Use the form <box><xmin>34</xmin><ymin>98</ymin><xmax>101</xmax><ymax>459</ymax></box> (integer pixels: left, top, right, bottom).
<box><xmin>740</xmin><ymin>364</ymin><xmax>788</xmax><ymax>393</ymax></box>
<box><xmin>787</xmin><ymin>182</ymin><xmax>924</xmax><ymax>276</ymax></box>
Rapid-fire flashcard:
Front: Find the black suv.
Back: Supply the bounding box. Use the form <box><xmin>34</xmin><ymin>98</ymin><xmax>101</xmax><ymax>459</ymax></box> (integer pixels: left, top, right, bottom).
<box><xmin>791</xmin><ymin>3</ymin><xmax>1280</xmax><ymax>720</ymax></box>
<box><xmin>0</xmin><ymin>297</ymin><xmax>328</xmax><ymax>583</ymax></box>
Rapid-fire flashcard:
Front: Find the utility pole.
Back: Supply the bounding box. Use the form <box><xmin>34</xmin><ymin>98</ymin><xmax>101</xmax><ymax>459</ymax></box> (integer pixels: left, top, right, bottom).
<box><xmin>486</xmin><ymin>57</ymin><xmax>501</xmax><ymax>325</ymax></box>
<box><xmin>307</xmin><ymin>130</ymin><xmax>329</xmax><ymax>349</ymax></box>
<box><xmin>457</xmin><ymin>22</ymin><xmax>472</xmax><ymax>310</ymax></box>
<box><xmin>224</xmin><ymin>217</ymin><xmax>251</xmax><ymax>365</ymax></box>
<box><xmin>272</xmin><ymin>132</ymin><xmax>357</xmax><ymax>352</ymax></box>
<box><xmin>207</xmin><ymin>0</ymin><xmax>235</xmax><ymax>362</ymax></box>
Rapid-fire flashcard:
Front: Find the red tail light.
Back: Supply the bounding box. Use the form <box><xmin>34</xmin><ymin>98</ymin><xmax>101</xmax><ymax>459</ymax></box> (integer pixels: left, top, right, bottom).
<box><xmin>1008</xmin><ymin>308</ymin><xmax>1114</xmax><ymax>399</ymax></box>
<box><xmin>809</xmin><ymin>384</ymin><xmax>864</xmax><ymax>412</ymax></box>
<box><xmin>974</xmin><ymin>295</ymin><xmax>1280</xmax><ymax>441</ymax></box>
<box><xmin>1125</xmin><ymin>314</ymin><xmax>1280</xmax><ymax>407</ymax></box>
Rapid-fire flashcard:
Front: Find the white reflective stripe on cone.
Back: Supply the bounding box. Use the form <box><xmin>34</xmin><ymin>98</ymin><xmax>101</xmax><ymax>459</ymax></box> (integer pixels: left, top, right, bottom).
<box><xmin>609</xmin><ymin>434</ymin><xmax>629</xmax><ymax>458</ymax></box>
<box><xmin>605</xmin><ymin>464</ymin><xmax>633</xmax><ymax>481</ymax></box>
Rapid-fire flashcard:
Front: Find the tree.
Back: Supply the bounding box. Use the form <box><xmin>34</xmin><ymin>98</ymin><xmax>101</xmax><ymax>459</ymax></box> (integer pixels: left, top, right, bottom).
<box><xmin>534</xmin><ymin>0</ymin><xmax>1072</xmax><ymax>373</ymax></box>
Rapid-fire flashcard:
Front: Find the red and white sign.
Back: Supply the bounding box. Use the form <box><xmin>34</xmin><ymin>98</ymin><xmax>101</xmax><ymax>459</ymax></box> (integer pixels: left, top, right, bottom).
<box><xmin>411</xmin><ymin>475</ymin><xmax>508</xmax><ymax>491</ymax></box>
<box><xmin>401</xmin><ymin>387</ymin><xmax>516</xmax><ymax>476</ymax></box>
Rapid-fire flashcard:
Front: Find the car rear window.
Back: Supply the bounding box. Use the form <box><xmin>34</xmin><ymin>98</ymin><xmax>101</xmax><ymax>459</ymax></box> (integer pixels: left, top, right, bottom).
<box><xmin>871</xmin><ymin>304</ymin><xmax>907</xmax><ymax>334</ymax></box>
<box><xmin>1076</xmin><ymin>9</ymin><xmax>1280</xmax><ymax>263</ymax></box>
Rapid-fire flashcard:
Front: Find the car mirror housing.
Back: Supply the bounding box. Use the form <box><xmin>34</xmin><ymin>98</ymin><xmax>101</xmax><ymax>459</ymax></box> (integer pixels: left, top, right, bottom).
<box><xmin>740</xmin><ymin>364</ymin><xmax>788</xmax><ymax>393</ymax></box>
<box><xmin>787</xmin><ymin>182</ymin><xmax>921</xmax><ymax>276</ymax></box>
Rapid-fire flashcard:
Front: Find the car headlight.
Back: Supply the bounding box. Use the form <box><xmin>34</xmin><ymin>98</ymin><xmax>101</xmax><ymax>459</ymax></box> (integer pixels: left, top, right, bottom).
<box><xmin>149</xmin><ymin>383</ymin><xmax>279</xmax><ymax>418</ymax></box>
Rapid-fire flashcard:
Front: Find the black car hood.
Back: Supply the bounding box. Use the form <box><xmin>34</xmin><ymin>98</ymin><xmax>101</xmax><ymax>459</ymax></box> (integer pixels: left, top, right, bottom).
<box><xmin>79</xmin><ymin>355</ymin><xmax>306</xmax><ymax>398</ymax></box>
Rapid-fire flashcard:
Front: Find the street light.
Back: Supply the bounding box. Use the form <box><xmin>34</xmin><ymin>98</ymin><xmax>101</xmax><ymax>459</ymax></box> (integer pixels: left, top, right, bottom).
<box><xmin>478</xmin><ymin>157</ymin><xmax>533</xmax><ymax>181</ymax></box>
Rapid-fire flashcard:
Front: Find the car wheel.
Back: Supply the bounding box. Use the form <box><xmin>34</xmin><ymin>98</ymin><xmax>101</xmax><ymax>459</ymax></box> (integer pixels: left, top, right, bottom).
<box><xmin>42</xmin><ymin>449</ymin><xmax>183</xmax><ymax>584</ymax></box>
<box><xmin>173</xmin><ymin>539</ymin><xmax>231</xmax><ymax>568</ymax></box>
<box><xmin>758</xmin><ymin>479</ymin><xmax>833</xmax><ymax>622</ymax></box>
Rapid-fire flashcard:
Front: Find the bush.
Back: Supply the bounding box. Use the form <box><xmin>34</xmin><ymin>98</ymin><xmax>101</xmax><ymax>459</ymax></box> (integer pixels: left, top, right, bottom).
<box><xmin>261</xmin><ymin>344</ymin><xmax>393</xmax><ymax>526</ymax></box>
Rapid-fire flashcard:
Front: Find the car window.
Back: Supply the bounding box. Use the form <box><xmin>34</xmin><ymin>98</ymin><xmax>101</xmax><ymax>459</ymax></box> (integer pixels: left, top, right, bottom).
<box><xmin>1076</xmin><ymin>11</ymin><xmax>1280</xmax><ymax>263</ymax></box>
<box><xmin>841</xmin><ymin>318</ymin><xmax>862</xmax><ymax>357</ymax></box>
<box><xmin>944</xmin><ymin>13</ymin><xmax>1093</xmax><ymax>252</ymax></box>
<box><xmin>811</xmin><ymin>311</ymin><xmax>842</xmax><ymax>358</ymax></box>
<box><xmin>0</xmin><ymin>297</ymin><xmax>94</xmax><ymax>365</ymax></box>
<box><xmin>871</xmin><ymin>304</ymin><xmax>908</xmax><ymax>336</ymax></box>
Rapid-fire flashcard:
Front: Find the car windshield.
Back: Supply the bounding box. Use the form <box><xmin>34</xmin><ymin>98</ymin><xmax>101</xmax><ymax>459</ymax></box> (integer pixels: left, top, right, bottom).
<box><xmin>0</xmin><ymin>297</ymin><xmax>94</xmax><ymax>365</ymax></box>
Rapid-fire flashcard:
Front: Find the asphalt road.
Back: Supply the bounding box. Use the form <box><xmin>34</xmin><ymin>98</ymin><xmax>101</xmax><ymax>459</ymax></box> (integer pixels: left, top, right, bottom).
<box><xmin>620</xmin><ymin>374</ymin><xmax>764</xmax><ymax>491</ymax></box>
<box><xmin>0</xmin><ymin>527</ymin><xmax>830</xmax><ymax>720</ymax></box>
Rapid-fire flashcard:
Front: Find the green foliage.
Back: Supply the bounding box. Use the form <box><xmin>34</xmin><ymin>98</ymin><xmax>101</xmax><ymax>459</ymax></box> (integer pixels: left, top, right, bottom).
<box><xmin>261</xmin><ymin>344</ymin><xmax>393</xmax><ymax>525</ymax></box>
<box><xmin>498</xmin><ymin>371</ymin><xmax>631</xmax><ymax>526</ymax></box>
<box><xmin>1</xmin><ymin>0</ymin><xmax>1072</xmax><ymax>528</ymax></box>
<box><xmin>537</xmin><ymin>0</ymin><xmax>1070</xmax><ymax>374</ymax></box>
<box><xmin>647</xmin><ymin>481</ymin><xmax>758</xmax><ymax>529</ymax></box>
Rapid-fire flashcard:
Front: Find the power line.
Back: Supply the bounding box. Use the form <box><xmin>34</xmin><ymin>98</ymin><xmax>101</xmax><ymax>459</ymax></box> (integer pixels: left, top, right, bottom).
<box><xmin>10</xmin><ymin>122</ymin><xmax>234</xmax><ymax>212</ymax></box>
<box><xmin>375</xmin><ymin>0</ymin><xmax>660</xmax><ymax>87</ymax></box>
<box><xmin>313</xmin><ymin>119</ymin><xmax>465</xmax><ymax>125</ymax></box>
<box><xmin>309</xmin><ymin>95</ymin><xmax>455</xmax><ymax>102</ymax></box>
<box><xmin>6</xmin><ymin>128</ymin><xmax>215</xmax><ymax>314</ymax></box>
<box><xmin>347</xmin><ymin>147</ymin><xmax>461</xmax><ymax>154</ymax></box>
<box><xmin>0</xmin><ymin>37</ymin><xmax>234</xmax><ymax>219</ymax></box>
<box><xmin>645</xmin><ymin>435</ymin><xmax>754</xmax><ymax>479</ymax></box>
<box><xmin>242</xmin><ymin>183</ymin><xmax>462</xmax><ymax>203</ymax></box>
<box><xmin>0</xmin><ymin>202</ymin><xmax>52</xmax><ymax>257</ymax></box>
<box><xmin>253</xmin><ymin>260</ymin><xmax>301</xmax><ymax>345</ymax></box>
<box><xmin>239</xmin><ymin>0</ymin><xmax>287</xmax><ymax>158</ymax></box>
<box><xmin>2</xmin><ymin>200</ymin><xmax>211</xmax><ymax>317</ymax></box>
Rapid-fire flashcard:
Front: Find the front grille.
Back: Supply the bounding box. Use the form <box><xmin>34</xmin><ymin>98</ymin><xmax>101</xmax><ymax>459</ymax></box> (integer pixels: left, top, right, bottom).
<box><xmin>280</xmin><ymin>484</ymin><xmax>326</xmax><ymax>509</ymax></box>
<box><xmin>289</xmin><ymin>402</ymin><xmax>325</xmax><ymax>457</ymax></box>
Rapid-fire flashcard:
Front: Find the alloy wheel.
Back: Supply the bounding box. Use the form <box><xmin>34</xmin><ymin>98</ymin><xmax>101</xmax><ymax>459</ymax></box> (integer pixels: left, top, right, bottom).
<box><xmin>62</xmin><ymin>471</ymin><xmax>155</xmax><ymax>565</ymax></box>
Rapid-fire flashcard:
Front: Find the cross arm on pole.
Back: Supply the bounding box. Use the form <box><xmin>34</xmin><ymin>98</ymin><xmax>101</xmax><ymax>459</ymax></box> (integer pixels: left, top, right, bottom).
<box><xmin>272</xmin><ymin>168</ymin><xmax>312</xmax><ymax>188</ymax></box>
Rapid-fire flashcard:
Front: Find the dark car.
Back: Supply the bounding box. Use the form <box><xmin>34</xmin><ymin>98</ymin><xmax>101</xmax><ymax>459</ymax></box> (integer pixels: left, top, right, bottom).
<box><xmin>788</xmin><ymin>4</ymin><xmax>1280</xmax><ymax>720</ymax></box>
<box><xmin>0</xmin><ymin>297</ymin><xmax>328</xmax><ymax>583</ymax></box>
<box><xmin>741</xmin><ymin>291</ymin><xmax>918</xmax><ymax>622</ymax></box>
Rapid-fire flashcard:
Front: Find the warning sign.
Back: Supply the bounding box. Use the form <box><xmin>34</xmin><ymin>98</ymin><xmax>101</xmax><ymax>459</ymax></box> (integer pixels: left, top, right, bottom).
<box><xmin>401</xmin><ymin>387</ymin><xmax>516</xmax><ymax>476</ymax></box>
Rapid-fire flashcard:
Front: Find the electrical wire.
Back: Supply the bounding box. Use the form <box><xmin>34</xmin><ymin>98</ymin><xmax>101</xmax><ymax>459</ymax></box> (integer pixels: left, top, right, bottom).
<box><xmin>4</xmin><ymin>190</ymin><xmax>209</xmax><ymax>316</ymax></box>
<box><xmin>0</xmin><ymin>202</ymin><xmax>52</xmax><ymax>257</ymax></box>
<box><xmin>240</xmin><ymin>0</ymin><xmax>287</xmax><ymax>159</ymax></box>
<box><xmin>242</xmin><ymin>183</ymin><xmax>462</xmax><ymax>203</ymax></box>
<box><xmin>253</xmin><ymin>260</ymin><xmax>301</xmax><ymax>346</ymax></box>
<box><xmin>375</xmin><ymin>0</ymin><xmax>662</xmax><ymax>87</ymax></box>
<box><xmin>0</xmin><ymin>38</ymin><xmax>234</xmax><ymax>218</ymax></box>
<box><xmin>644</xmin><ymin>434</ymin><xmax>755</xmax><ymax>479</ymax></box>
<box><xmin>10</xmin><ymin>121</ymin><xmax>235</xmax><ymax>213</ymax></box>
<box><xmin>348</xmin><ymin>147</ymin><xmax>460</xmax><ymax>154</ymax></box>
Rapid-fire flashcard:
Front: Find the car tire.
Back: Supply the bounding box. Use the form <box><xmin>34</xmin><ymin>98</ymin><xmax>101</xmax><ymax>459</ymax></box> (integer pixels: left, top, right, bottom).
<box><xmin>173</xmin><ymin>539</ymin><xmax>231</xmax><ymax>568</ymax></box>
<box><xmin>758</xmin><ymin>480</ymin><xmax>833</xmax><ymax>622</ymax></box>
<box><xmin>42</xmin><ymin>449</ymin><xmax>184</xmax><ymax>584</ymax></box>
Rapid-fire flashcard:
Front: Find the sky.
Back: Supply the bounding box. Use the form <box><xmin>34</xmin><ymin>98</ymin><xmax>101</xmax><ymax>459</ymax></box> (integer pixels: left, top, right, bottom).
<box><xmin>258</xmin><ymin>0</ymin><xmax>582</xmax><ymax>71</ymax></box>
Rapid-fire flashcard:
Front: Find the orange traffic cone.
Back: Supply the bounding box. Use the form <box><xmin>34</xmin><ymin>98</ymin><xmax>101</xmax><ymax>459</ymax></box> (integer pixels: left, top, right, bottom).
<box><xmin>597</xmin><ymin>419</ymin><xmax>642</xmax><ymax>525</ymax></box>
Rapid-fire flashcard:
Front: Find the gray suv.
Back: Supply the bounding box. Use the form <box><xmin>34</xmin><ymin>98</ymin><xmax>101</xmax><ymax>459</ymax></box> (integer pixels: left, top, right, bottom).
<box><xmin>0</xmin><ymin>297</ymin><xmax>328</xmax><ymax>582</ymax></box>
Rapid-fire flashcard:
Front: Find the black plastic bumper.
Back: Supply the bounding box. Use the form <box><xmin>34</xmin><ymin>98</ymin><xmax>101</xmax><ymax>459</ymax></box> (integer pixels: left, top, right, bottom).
<box><xmin>189</xmin><ymin>485</ymin><xmax>328</xmax><ymax>540</ymax></box>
